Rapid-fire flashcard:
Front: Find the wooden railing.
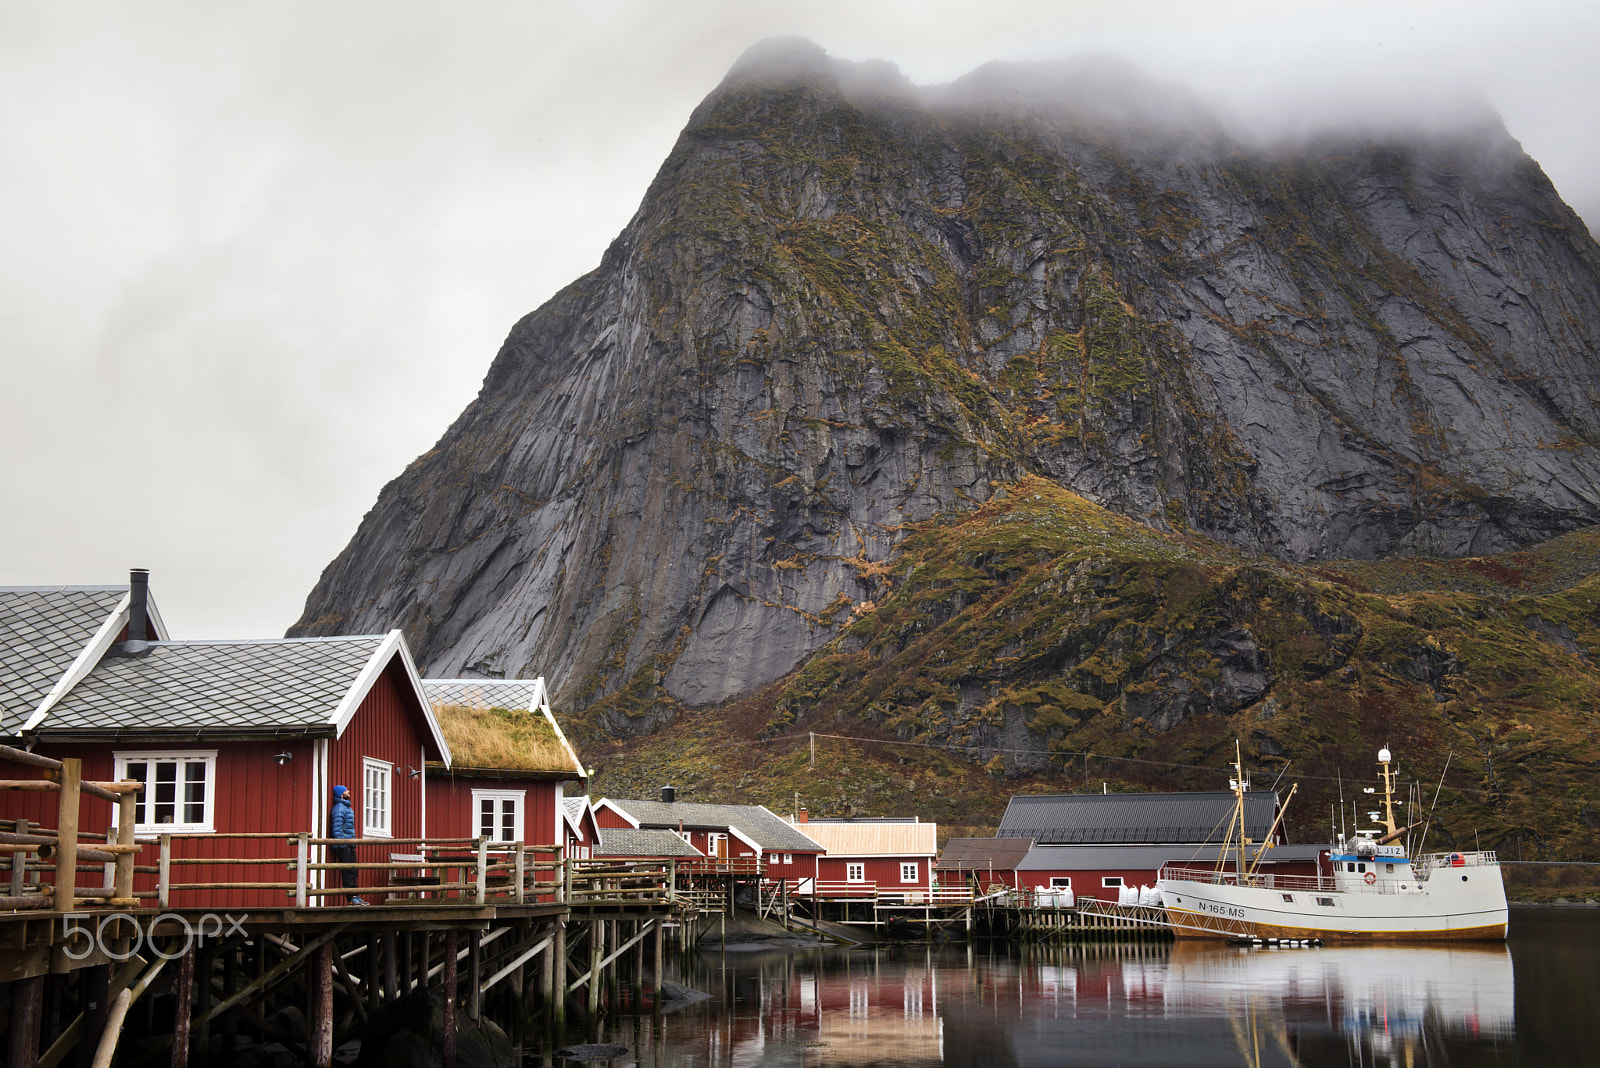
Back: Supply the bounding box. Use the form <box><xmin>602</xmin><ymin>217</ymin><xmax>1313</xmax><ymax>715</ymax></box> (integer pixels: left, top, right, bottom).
<box><xmin>801</xmin><ymin>880</ymin><xmax>974</xmax><ymax>904</ymax></box>
<box><xmin>1</xmin><ymin>746</ymin><xmax>143</xmax><ymax>912</ymax></box>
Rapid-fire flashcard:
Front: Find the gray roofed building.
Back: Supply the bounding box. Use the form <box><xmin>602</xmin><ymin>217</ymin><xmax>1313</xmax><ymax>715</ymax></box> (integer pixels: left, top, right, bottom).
<box><xmin>1017</xmin><ymin>842</ymin><xmax>1326</xmax><ymax>872</ymax></box>
<box><xmin>997</xmin><ymin>791</ymin><xmax>1283</xmax><ymax>846</ymax></box>
<box><xmin>0</xmin><ymin>584</ymin><xmax>160</xmax><ymax>735</ymax></box>
<box><xmin>600</xmin><ymin>799</ymin><xmax>824</xmax><ymax>854</ymax></box>
<box><xmin>596</xmin><ymin>828</ymin><xmax>704</xmax><ymax>858</ymax></box>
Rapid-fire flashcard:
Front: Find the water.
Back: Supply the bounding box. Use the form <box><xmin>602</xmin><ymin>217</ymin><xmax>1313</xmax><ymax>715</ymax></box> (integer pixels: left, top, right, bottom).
<box><xmin>533</xmin><ymin>907</ymin><xmax>1599</xmax><ymax>1066</ymax></box>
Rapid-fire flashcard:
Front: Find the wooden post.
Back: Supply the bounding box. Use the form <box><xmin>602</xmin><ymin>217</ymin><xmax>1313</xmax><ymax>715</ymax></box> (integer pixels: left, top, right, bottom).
<box><xmin>54</xmin><ymin>757</ymin><xmax>81</xmax><ymax>912</ymax></box>
<box><xmin>416</xmin><ymin>932</ymin><xmax>429</xmax><ymax>994</ymax></box>
<box><xmin>586</xmin><ymin>921</ymin><xmax>603</xmax><ymax>1017</ymax></box>
<box><xmin>195</xmin><ymin>942</ymin><xmax>215</xmax><ymax>1068</ymax></box>
<box><xmin>79</xmin><ymin>962</ymin><xmax>111</xmax><ymax>1068</ymax></box>
<box><xmin>310</xmin><ymin>940</ymin><xmax>334</xmax><ymax>1068</ymax></box>
<box><xmin>467</xmin><ymin>931</ymin><xmax>482</xmax><ymax>1021</ymax></box>
<box><xmin>561</xmin><ymin>850</ymin><xmax>571</xmax><ymax>906</ymax></box>
<box><xmin>9</xmin><ymin>974</ymin><xmax>43</xmax><ymax>1068</ymax></box>
<box><xmin>442</xmin><ymin>929</ymin><xmax>458</xmax><ymax>1068</ymax></box>
<box><xmin>158</xmin><ymin>834</ymin><xmax>172</xmax><ymax>909</ymax></box>
<box><xmin>400</xmin><ymin>932</ymin><xmax>413</xmax><ymax>995</ymax></box>
<box><xmin>632</xmin><ymin>921</ymin><xmax>645</xmax><ymax>1008</ymax></box>
<box><xmin>475</xmin><ymin>837</ymin><xmax>488</xmax><ymax>904</ymax></box>
<box><xmin>382</xmin><ymin>932</ymin><xmax>399</xmax><ymax>1002</ymax></box>
<box><xmin>539</xmin><ymin>921</ymin><xmax>555</xmax><ymax>1010</ymax></box>
<box><xmin>114</xmin><ymin>793</ymin><xmax>136</xmax><ymax>904</ymax></box>
<box><xmin>653</xmin><ymin>920</ymin><xmax>663</xmax><ymax>1005</ymax></box>
<box><xmin>294</xmin><ymin>834</ymin><xmax>309</xmax><ymax>909</ymax></box>
<box><xmin>514</xmin><ymin>843</ymin><xmax>526</xmax><ymax>905</ymax></box>
<box><xmin>551</xmin><ymin>921</ymin><xmax>567</xmax><ymax>1030</ymax></box>
<box><xmin>10</xmin><ymin>817</ymin><xmax>27</xmax><ymax>897</ymax></box>
<box><xmin>171</xmin><ymin>946</ymin><xmax>194</xmax><ymax>1068</ymax></box>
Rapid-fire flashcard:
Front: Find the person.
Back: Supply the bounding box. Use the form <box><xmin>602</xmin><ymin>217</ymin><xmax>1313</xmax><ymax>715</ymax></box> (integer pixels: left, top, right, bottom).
<box><xmin>331</xmin><ymin>785</ymin><xmax>367</xmax><ymax>905</ymax></box>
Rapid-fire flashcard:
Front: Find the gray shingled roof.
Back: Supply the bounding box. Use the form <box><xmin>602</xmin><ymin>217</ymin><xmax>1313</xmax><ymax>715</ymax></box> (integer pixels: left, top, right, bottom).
<box><xmin>938</xmin><ymin>837</ymin><xmax>1036</xmax><ymax>871</ymax></box>
<box><xmin>1</xmin><ymin>586</ymin><xmax>125</xmax><ymax>733</ymax></box>
<box><xmin>997</xmin><ymin>791</ymin><xmax>1281</xmax><ymax>845</ymax></box>
<box><xmin>605</xmin><ymin>799</ymin><xmax>824</xmax><ymax>853</ymax></box>
<box><xmin>40</xmin><ymin>636</ymin><xmax>387</xmax><ymax>734</ymax></box>
<box><xmin>422</xmin><ymin>679</ymin><xmax>544</xmax><ymax>711</ymax></box>
<box><xmin>596</xmin><ymin>828</ymin><xmax>703</xmax><ymax>858</ymax></box>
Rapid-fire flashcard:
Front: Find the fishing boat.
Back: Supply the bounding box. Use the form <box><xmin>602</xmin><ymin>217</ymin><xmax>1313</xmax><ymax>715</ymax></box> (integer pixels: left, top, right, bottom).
<box><xmin>1157</xmin><ymin>745</ymin><xmax>1508</xmax><ymax>942</ymax></box>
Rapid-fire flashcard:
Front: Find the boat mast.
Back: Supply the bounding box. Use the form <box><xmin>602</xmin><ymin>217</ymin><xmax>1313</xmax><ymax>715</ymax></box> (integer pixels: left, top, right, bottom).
<box><xmin>1376</xmin><ymin>746</ymin><xmax>1398</xmax><ymax>838</ymax></box>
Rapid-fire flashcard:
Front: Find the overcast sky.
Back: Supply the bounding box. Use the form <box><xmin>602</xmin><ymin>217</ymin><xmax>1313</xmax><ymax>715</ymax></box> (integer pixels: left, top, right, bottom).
<box><xmin>3</xmin><ymin>1</ymin><xmax>1596</xmax><ymax>640</ymax></box>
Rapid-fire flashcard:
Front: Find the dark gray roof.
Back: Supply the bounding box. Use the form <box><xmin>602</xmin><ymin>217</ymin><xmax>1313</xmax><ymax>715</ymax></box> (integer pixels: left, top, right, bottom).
<box><xmin>938</xmin><ymin>837</ymin><xmax>1036</xmax><ymax>870</ymax></box>
<box><xmin>997</xmin><ymin>791</ymin><xmax>1281</xmax><ymax>845</ymax></box>
<box><xmin>1018</xmin><ymin>842</ymin><xmax>1327</xmax><ymax>871</ymax></box>
<box><xmin>596</xmin><ymin>828</ymin><xmax>703</xmax><ymax>858</ymax></box>
<box><xmin>40</xmin><ymin>636</ymin><xmax>387</xmax><ymax>735</ymax></box>
<box><xmin>604</xmin><ymin>799</ymin><xmax>824</xmax><ymax>854</ymax></box>
<box><xmin>0</xmin><ymin>586</ymin><xmax>125</xmax><ymax>733</ymax></box>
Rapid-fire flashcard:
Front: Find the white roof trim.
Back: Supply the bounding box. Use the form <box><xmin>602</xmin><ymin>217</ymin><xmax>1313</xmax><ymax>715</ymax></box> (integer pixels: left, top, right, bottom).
<box><xmin>593</xmin><ymin>799</ymin><xmax>641</xmax><ymax>828</ymax></box>
<box><xmin>533</xmin><ymin>678</ymin><xmax>588</xmax><ymax>779</ymax></box>
<box><xmin>328</xmin><ymin>631</ymin><xmax>453</xmax><ymax>767</ymax></box>
<box><xmin>562</xmin><ymin>797</ymin><xmax>591</xmax><ymax>838</ymax></box>
<box><xmin>23</xmin><ymin>592</ymin><xmax>134</xmax><ymax>732</ymax></box>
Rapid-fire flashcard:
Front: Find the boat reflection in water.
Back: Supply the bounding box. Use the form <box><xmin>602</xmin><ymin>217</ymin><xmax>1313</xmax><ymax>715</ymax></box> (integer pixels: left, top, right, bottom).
<box><xmin>560</xmin><ymin>939</ymin><xmax>1517</xmax><ymax>1066</ymax></box>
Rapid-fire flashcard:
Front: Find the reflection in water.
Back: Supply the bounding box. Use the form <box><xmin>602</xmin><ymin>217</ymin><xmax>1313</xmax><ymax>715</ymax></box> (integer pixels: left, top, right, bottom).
<box><xmin>532</xmin><ymin>910</ymin><xmax>1599</xmax><ymax>1066</ymax></box>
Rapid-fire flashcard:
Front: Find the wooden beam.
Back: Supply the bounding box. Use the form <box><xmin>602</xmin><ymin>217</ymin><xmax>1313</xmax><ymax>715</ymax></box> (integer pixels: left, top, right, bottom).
<box><xmin>309</xmin><ymin>940</ymin><xmax>333</xmax><ymax>1068</ymax></box>
<box><xmin>170</xmin><ymin>946</ymin><xmax>194</xmax><ymax>1068</ymax></box>
<box><xmin>480</xmin><ymin>934</ymin><xmax>553</xmax><ymax>997</ymax></box>
<box><xmin>87</xmin><ymin>988</ymin><xmax>133</xmax><ymax>1068</ymax></box>
<box><xmin>54</xmin><ymin>757</ymin><xmax>81</xmax><ymax>913</ymax></box>
<box><xmin>8</xmin><ymin>974</ymin><xmax>44</xmax><ymax>1068</ymax></box>
<box><xmin>442</xmin><ymin>930</ymin><xmax>458</xmax><ymax>1068</ymax></box>
<box><xmin>567</xmin><ymin>919</ymin><xmax>654</xmax><ymax>996</ymax></box>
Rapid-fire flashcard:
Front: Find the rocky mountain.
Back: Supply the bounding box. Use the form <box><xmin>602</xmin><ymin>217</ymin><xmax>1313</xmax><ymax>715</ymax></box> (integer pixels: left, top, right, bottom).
<box><xmin>292</xmin><ymin>40</ymin><xmax>1600</xmax><ymax>856</ymax></box>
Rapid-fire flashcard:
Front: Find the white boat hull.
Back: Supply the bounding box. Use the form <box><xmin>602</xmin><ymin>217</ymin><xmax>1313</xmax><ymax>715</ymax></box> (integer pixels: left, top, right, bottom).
<box><xmin>1157</xmin><ymin>865</ymin><xmax>1508</xmax><ymax>942</ymax></box>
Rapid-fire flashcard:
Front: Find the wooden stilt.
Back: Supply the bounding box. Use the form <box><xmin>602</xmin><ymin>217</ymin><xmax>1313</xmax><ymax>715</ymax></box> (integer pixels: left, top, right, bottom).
<box><xmin>9</xmin><ymin>974</ymin><xmax>44</xmax><ymax>1068</ymax></box>
<box><xmin>587</xmin><ymin>921</ymin><xmax>603</xmax><ymax>1017</ymax></box>
<box><xmin>382</xmin><ymin>932</ymin><xmax>398</xmax><ymax>1003</ymax></box>
<box><xmin>76</xmin><ymin>963</ymin><xmax>112</xmax><ymax>1068</ymax></box>
<box><xmin>467</xmin><ymin>931</ymin><xmax>482</xmax><ymax>1022</ymax></box>
<box><xmin>194</xmin><ymin>941</ymin><xmax>215</xmax><ymax>1068</ymax></box>
<box><xmin>539</xmin><ymin>921</ymin><xmax>555</xmax><ymax>1010</ymax></box>
<box><xmin>551</xmin><ymin>921</ymin><xmax>567</xmax><ymax>1032</ymax></box>
<box><xmin>310</xmin><ymin>940</ymin><xmax>334</xmax><ymax>1068</ymax></box>
<box><xmin>171</xmin><ymin>948</ymin><xmax>194</xmax><ymax>1068</ymax></box>
<box><xmin>400</xmin><ymin>932</ymin><xmax>414</xmax><ymax>995</ymax></box>
<box><xmin>443</xmin><ymin>930</ymin><xmax>458</xmax><ymax>1068</ymax></box>
<box><xmin>652</xmin><ymin>920</ymin><xmax>663</xmax><ymax>1006</ymax></box>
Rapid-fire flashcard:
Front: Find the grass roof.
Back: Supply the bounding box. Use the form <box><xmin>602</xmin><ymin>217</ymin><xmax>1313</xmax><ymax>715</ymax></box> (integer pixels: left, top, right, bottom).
<box><xmin>431</xmin><ymin>703</ymin><xmax>577</xmax><ymax>774</ymax></box>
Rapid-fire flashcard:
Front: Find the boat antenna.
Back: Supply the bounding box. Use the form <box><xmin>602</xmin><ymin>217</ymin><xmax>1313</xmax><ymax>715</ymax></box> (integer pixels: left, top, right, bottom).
<box><xmin>1336</xmin><ymin>769</ymin><xmax>1346</xmax><ymax>842</ymax></box>
<box><xmin>1415</xmin><ymin>750</ymin><xmax>1453</xmax><ymax>858</ymax></box>
<box><xmin>1268</xmin><ymin>760</ymin><xmax>1292</xmax><ymax>792</ymax></box>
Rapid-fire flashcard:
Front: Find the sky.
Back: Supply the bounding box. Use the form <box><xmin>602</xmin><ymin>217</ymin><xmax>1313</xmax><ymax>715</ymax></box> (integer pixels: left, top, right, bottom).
<box><xmin>2</xmin><ymin>1</ymin><xmax>1596</xmax><ymax>639</ymax></box>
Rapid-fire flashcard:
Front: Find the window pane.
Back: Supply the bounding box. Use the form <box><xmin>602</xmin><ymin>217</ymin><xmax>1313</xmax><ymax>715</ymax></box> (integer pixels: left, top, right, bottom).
<box><xmin>154</xmin><ymin>762</ymin><xmax>177</xmax><ymax>823</ymax></box>
<box><xmin>501</xmin><ymin>804</ymin><xmax>516</xmax><ymax>842</ymax></box>
<box><xmin>126</xmin><ymin>763</ymin><xmax>147</xmax><ymax>823</ymax></box>
<box><xmin>183</xmin><ymin>762</ymin><xmax>206</xmax><ymax>825</ymax></box>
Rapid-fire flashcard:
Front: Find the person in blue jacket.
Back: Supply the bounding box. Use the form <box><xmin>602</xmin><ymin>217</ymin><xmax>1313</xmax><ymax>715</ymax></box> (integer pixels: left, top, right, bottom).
<box><xmin>331</xmin><ymin>785</ymin><xmax>366</xmax><ymax>905</ymax></box>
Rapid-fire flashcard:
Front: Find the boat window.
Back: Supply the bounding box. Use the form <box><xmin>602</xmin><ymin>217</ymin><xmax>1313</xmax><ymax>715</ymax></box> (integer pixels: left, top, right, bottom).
<box><xmin>1316</xmin><ymin>897</ymin><xmax>1335</xmax><ymax>906</ymax></box>
<box><xmin>1346</xmin><ymin>862</ymin><xmax>1356</xmax><ymax>872</ymax></box>
<box><xmin>1386</xmin><ymin>863</ymin><xmax>1394</xmax><ymax>873</ymax></box>
<box><xmin>1357</xmin><ymin>863</ymin><xmax>1367</xmax><ymax>873</ymax></box>
<box><xmin>1281</xmin><ymin>894</ymin><xmax>1294</xmax><ymax>903</ymax></box>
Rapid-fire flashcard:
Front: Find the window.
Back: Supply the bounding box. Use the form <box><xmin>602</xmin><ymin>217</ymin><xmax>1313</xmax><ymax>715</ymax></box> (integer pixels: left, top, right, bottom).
<box><xmin>116</xmin><ymin>751</ymin><xmax>216</xmax><ymax>833</ymax></box>
<box><xmin>1281</xmin><ymin>894</ymin><xmax>1295</xmax><ymax>903</ymax></box>
<box><xmin>1102</xmin><ymin>876</ymin><xmax>1123</xmax><ymax>888</ymax></box>
<box><xmin>784</xmin><ymin>854</ymin><xmax>793</xmax><ymax>864</ymax></box>
<box><xmin>472</xmin><ymin>789</ymin><xmax>524</xmax><ymax>843</ymax></box>
<box><xmin>1316</xmin><ymin>897</ymin><xmax>1335</xmax><ymax>907</ymax></box>
<box><xmin>847</xmin><ymin>862</ymin><xmax>865</xmax><ymax>882</ymax></box>
<box><xmin>901</xmin><ymin>862</ymin><xmax>919</xmax><ymax>883</ymax></box>
<box><xmin>1050</xmin><ymin>877</ymin><xmax>1073</xmax><ymax>889</ymax></box>
<box><xmin>770</xmin><ymin>853</ymin><xmax>780</xmax><ymax>864</ymax></box>
<box><xmin>362</xmin><ymin>758</ymin><xmax>391</xmax><ymax>838</ymax></box>
<box><xmin>1385</xmin><ymin>863</ymin><xmax>1395</xmax><ymax>873</ymax></box>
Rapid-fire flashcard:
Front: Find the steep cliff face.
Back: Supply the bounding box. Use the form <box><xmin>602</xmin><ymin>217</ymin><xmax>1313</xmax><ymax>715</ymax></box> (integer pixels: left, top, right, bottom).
<box><xmin>292</xmin><ymin>40</ymin><xmax>1600</xmax><ymax>728</ymax></box>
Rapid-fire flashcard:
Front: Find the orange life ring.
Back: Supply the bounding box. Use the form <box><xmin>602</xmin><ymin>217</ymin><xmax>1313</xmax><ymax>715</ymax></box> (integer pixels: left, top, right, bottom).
<box><xmin>1363</xmin><ymin>871</ymin><xmax>1376</xmax><ymax>885</ymax></box>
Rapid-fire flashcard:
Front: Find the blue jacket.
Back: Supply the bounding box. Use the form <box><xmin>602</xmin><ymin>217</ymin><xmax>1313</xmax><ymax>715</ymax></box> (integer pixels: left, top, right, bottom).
<box><xmin>331</xmin><ymin>795</ymin><xmax>355</xmax><ymax>839</ymax></box>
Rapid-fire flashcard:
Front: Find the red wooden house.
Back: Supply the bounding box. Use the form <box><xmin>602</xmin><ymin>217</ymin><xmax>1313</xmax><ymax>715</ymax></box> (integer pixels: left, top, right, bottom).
<box><xmin>562</xmin><ymin>797</ymin><xmax>601</xmax><ymax>860</ymax></box>
<box><xmin>1</xmin><ymin>571</ymin><xmax>450</xmax><ymax>909</ymax></box>
<box><xmin>796</xmin><ymin>818</ymin><xmax>938</xmax><ymax>900</ymax></box>
<box><xmin>420</xmin><ymin>679</ymin><xmax>587</xmax><ymax>854</ymax></box>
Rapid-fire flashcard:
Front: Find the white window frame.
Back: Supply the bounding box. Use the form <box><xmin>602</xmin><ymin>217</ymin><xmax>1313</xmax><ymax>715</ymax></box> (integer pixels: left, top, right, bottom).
<box><xmin>784</xmin><ymin>853</ymin><xmax>793</xmax><ymax>864</ymax></box>
<box><xmin>472</xmin><ymin>788</ymin><xmax>525</xmax><ymax>845</ymax></box>
<box><xmin>770</xmin><ymin>853</ymin><xmax>780</xmax><ymax>864</ymax></box>
<box><xmin>115</xmin><ymin>750</ymin><xmax>217</xmax><ymax>833</ymax></box>
<box><xmin>362</xmin><ymin>758</ymin><xmax>392</xmax><ymax>839</ymax></box>
<box><xmin>1101</xmin><ymin>876</ymin><xmax>1123</xmax><ymax>888</ymax></box>
<box><xmin>900</xmin><ymin>862</ymin><xmax>919</xmax><ymax>883</ymax></box>
<box><xmin>846</xmin><ymin>862</ymin><xmax>865</xmax><ymax>883</ymax></box>
<box><xmin>1050</xmin><ymin>877</ymin><xmax>1073</xmax><ymax>889</ymax></box>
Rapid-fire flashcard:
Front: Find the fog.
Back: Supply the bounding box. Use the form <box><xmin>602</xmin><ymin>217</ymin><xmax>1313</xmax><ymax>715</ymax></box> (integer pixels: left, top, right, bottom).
<box><xmin>1</xmin><ymin>1</ymin><xmax>1594</xmax><ymax>640</ymax></box>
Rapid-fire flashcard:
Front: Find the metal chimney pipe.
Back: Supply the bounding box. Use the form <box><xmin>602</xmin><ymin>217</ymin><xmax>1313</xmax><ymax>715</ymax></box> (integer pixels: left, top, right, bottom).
<box><xmin>128</xmin><ymin>568</ymin><xmax>149</xmax><ymax>643</ymax></box>
<box><xmin>660</xmin><ymin>785</ymin><xmax>676</xmax><ymax>803</ymax></box>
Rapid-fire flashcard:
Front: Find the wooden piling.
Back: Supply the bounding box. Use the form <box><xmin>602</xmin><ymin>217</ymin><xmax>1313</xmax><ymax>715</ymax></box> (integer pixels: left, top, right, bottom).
<box><xmin>443</xmin><ymin>929</ymin><xmax>458</xmax><ymax>1068</ymax></box>
<box><xmin>9</xmin><ymin>974</ymin><xmax>44</xmax><ymax>1068</ymax></box>
<box><xmin>467</xmin><ymin>930</ymin><xmax>482</xmax><ymax>1022</ymax></box>
<box><xmin>310</xmin><ymin>940</ymin><xmax>333</xmax><ymax>1068</ymax></box>
<box><xmin>171</xmin><ymin>947</ymin><xmax>194</xmax><ymax>1068</ymax></box>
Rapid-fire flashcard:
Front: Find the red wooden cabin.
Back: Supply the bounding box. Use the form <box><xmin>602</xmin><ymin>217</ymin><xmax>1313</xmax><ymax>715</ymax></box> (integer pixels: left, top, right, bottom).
<box><xmin>797</xmin><ymin>818</ymin><xmax>937</xmax><ymax>900</ymax></box>
<box><xmin>592</xmin><ymin>791</ymin><xmax>823</xmax><ymax>882</ymax></box>
<box><xmin>420</xmin><ymin>679</ymin><xmax>587</xmax><ymax>853</ymax></box>
<box><xmin>1</xmin><ymin>572</ymin><xmax>450</xmax><ymax>910</ymax></box>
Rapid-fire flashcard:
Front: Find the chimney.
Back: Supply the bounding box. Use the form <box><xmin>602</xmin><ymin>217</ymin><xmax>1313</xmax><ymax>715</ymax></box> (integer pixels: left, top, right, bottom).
<box><xmin>660</xmin><ymin>785</ymin><xmax>676</xmax><ymax>803</ymax></box>
<box><xmin>128</xmin><ymin>568</ymin><xmax>150</xmax><ymax>644</ymax></box>
<box><xmin>797</xmin><ymin>807</ymin><xmax>808</xmax><ymax>824</ymax></box>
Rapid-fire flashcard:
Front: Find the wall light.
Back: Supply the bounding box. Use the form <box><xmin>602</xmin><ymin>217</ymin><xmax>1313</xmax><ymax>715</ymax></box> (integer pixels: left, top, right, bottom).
<box><xmin>273</xmin><ymin>751</ymin><xmax>293</xmax><ymax>766</ymax></box>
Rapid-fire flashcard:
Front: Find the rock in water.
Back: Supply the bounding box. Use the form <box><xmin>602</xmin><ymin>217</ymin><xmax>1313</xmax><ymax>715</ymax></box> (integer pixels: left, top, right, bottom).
<box><xmin>292</xmin><ymin>39</ymin><xmax>1600</xmax><ymax>730</ymax></box>
<box><xmin>552</xmin><ymin>1044</ymin><xmax>630</xmax><ymax>1062</ymax></box>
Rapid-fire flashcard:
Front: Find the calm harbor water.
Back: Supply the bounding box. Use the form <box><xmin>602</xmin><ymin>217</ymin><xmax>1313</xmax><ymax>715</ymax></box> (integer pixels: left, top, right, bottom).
<box><xmin>531</xmin><ymin>907</ymin><xmax>1599</xmax><ymax>1066</ymax></box>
